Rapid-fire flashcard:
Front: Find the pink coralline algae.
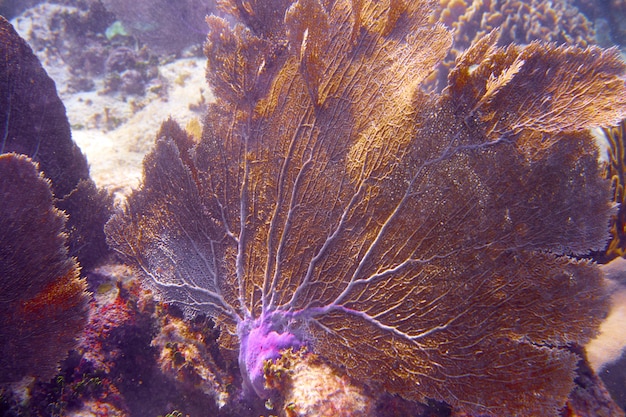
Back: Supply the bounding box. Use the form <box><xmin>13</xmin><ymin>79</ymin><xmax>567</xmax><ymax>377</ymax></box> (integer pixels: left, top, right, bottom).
<box><xmin>80</xmin><ymin>286</ymin><xmax>137</xmax><ymax>374</ymax></box>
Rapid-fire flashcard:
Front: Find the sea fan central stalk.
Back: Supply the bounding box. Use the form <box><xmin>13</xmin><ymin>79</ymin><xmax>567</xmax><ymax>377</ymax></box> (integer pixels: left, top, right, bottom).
<box><xmin>238</xmin><ymin>312</ymin><xmax>305</xmax><ymax>397</ymax></box>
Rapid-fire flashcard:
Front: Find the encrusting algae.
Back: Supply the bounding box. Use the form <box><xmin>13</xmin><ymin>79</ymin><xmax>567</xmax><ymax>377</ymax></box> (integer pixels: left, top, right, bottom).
<box><xmin>264</xmin><ymin>349</ymin><xmax>374</xmax><ymax>417</ymax></box>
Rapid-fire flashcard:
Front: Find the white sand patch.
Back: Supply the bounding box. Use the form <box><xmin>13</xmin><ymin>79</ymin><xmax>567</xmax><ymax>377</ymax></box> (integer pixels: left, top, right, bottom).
<box><xmin>587</xmin><ymin>287</ymin><xmax>626</xmax><ymax>371</ymax></box>
<box><xmin>587</xmin><ymin>258</ymin><xmax>626</xmax><ymax>372</ymax></box>
<box><xmin>11</xmin><ymin>3</ymin><xmax>78</xmax><ymax>91</ymax></box>
<box><xmin>12</xmin><ymin>6</ymin><xmax>212</xmax><ymax>199</ymax></box>
<box><xmin>68</xmin><ymin>58</ymin><xmax>213</xmax><ymax>198</ymax></box>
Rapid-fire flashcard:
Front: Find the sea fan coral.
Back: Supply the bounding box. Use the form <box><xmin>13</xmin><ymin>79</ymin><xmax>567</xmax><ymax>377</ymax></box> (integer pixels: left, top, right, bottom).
<box><xmin>0</xmin><ymin>16</ymin><xmax>111</xmax><ymax>270</ymax></box>
<box><xmin>105</xmin><ymin>0</ymin><xmax>626</xmax><ymax>415</ymax></box>
<box><xmin>427</xmin><ymin>0</ymin><xmax>596</xmax><ymax>90</ymax></box>
<box><xmin>0</xmin><ymin>153</ymin><xmax>90</xmax><ymax>384</ymax></box>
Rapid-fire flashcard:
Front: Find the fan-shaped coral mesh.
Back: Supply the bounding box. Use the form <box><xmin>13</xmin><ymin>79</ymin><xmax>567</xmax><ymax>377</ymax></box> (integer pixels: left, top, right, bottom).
<box><xmin>106</xmin><ymin>0</ymin><xmax>626</xmax><ymax>414</ymax></box>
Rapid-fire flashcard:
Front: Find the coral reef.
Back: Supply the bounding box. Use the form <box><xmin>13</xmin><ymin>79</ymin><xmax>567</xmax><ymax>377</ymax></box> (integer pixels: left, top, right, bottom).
<box><xmin>9</xmin><ymin>3</ymin><xmax>111</xmax><ymax>91</ymax></box>
<box><xmin>0</xmin><ymin>0</ymin><xmax>41</xmax><ymax>20</ymax></box>
<box><xmin>2</xmin><ymin>0</ymin><xmax>625</xmax><ymax>415</ymax></box>
<box><xmin>0</xmin><ymin>153</ymin><xmax>90</xmax><ymax>384</ymax></box>
<box><xmin>151</xmin><ymin>309</ymin><xmax>231</xmax><ymax>408</ymax></box>
<box><xmin>9</xmin><ymin>4</ymin><xmax>213</xmax><ymax>197</ymax></box>
<box><xmin>105</xmin><ymin>0</ymin><xmax>626</xmax><ymax>415</ymax></box>
<box><xmin>428</xmin><ymin>0</ymin><xmax>596</xmax><ymax>90</ymax></box>
<box><xmin>99</xmin><ymin>0</ymin><xmax>216</xmax><ymax>55</ymax></box>
<box><xmin>0</xmin><ymin>15</ymin><xmax>111</xmax><ymax>269</ymax></box>
<box><xmin>1</xmin><ymin>265</ymin><xmax>619</xmax><ymax>417</ymax></box>
<box><xmin>0</xmin><ymin>264</ymin><xmax>238</xmax><ymax>417</ymax></box>
<box><xmin>10</xmin><ymin>3</ymin><xmax>158</xmax><ymax>97</ymax></box>
<box><xmin>432</xmin><ymin>0</ymin><xmax>595</xmax><ymax>46</ymax></box>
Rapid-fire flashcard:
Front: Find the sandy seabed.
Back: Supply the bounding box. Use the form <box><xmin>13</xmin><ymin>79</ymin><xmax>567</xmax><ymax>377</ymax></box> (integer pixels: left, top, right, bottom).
<box><xmin>66</xmin><ymin>56</ymin><xmax>212</xmax><ymax>200</ymax></box>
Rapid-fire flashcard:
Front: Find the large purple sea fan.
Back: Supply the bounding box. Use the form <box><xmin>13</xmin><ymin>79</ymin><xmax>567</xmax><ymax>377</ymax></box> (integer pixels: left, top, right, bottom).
<box><xmin>105</xmin><ymin>0</ymin><xmax>626</xmax><ymax>415</ymax></box>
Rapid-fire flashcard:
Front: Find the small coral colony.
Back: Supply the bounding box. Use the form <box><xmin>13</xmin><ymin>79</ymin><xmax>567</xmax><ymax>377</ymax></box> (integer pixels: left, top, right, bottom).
<box><xmin>2</xmin><ymin>0</ymin><xmax>626</xmax><ymax>416</ymax></box>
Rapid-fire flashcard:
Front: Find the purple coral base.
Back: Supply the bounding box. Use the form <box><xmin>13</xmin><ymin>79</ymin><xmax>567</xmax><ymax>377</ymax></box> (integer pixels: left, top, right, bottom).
<box><xmin>238</xmin><ymin>313</ymin><xmax>305</xmax><ymax>398</ymax></box>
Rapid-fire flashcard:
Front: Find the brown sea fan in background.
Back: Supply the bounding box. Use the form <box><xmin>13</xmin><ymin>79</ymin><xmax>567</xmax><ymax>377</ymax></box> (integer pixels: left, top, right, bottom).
<box><xmin>0</xmin><ymin>154</ymin><xmax>90</xmax><ymax>384</ymax></box>
<box><xmin>427</xmin><ymin>0</ymin><xmax>596</xmax><ymax>90</ymax></box>
<box><xmin>0</xmin><ymin>16</ymin><xmax>112</xmax><ymax>271</ymax></box>
<box><xmin>105</xmin><ymin>0</ymin><xmax>626</xmax><ymax>415</ymax></box>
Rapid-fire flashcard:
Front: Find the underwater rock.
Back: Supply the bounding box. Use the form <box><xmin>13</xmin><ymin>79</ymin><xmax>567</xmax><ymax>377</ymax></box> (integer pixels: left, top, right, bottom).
<box><xmin>564</xmin><ymin>345</ymin><xmax>626</xmax><ymax>417</ymax></box>
<box><xmin>599</xmin><ymin>350</ymin><xmax>626</xmax><ymax>413</ymax></box>
<box><xmin>0</xmin><ymin>153</ymin><xmax>90</xmax><ymax>385</ymax></box>
<box><xmin>0</xmin><ymin>15</ymin><xmax>111</xmax><ymax>269</ymax></box>
<box><xmin>151</xmin><ymin>312</ymin><xmax>230</xmax><ymax>408</ymax></box>
<box><xmin>586</xmin><ymin>258</ymin><xmax>626</xmax><ymax>410</ymax></box>
<box><xmin>105</xmin><ymin>46</ymin><xmax>138</xmax><ymax>73</ymax></box>
<box><xmin>106</xmin><ymin>0</ymin><xmax>626</xmax><ymax>415</ymax></box>
<box><xmin>119</xmin><ymin>69</ymin><xmax>145</xmax><ymax>96</ymax></box>
<box><xmin>577</xmin><ymin>0</ymin><xmax>626</xmax><ymax>46</ymax></box>
<box><xmin>264</xmin><ymin>349</ymin><xmax>375</xmax><ymax>417</ymax></box>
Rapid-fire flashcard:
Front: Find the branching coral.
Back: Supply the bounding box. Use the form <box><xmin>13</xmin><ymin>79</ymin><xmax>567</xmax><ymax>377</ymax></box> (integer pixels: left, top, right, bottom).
<box><xmin>432</xmin><ymin>0</ymin><xmax>595</xmax><ymax>47</ymax></box>
<box><xmin>428</xmin><ymin>0</ymin><xmax>596</xmax><ymax>90</ymax></box>
<box><xmin>105</xmin><ymin>0</ymin><xmax>626</xmax><ymax>415</ymax></box>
